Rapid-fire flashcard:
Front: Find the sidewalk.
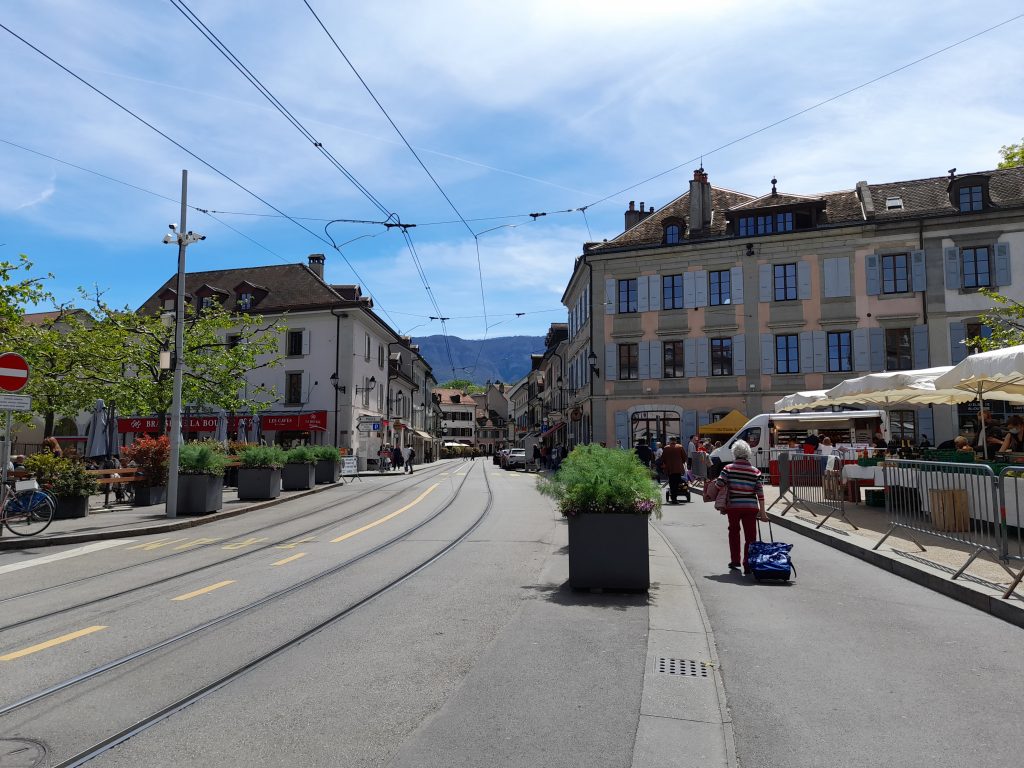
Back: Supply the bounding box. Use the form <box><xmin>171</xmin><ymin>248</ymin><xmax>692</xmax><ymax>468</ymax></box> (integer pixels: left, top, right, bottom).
<box><xmin>762</xmin><ymin>485</ymin><xmax>1024</xmax><ymax>627</ymax></box>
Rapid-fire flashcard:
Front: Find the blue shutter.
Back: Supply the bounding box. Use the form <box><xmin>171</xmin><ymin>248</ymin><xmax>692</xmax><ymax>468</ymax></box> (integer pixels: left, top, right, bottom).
<box><xmin>994</xmin><ymin>243</ymin><xmax>1011</xmax><ymax>286</ymax></box>
<box><xmin>684</xmin><ymin>338</ymin><xmax>697</xmax><ymax>378</ymax></box>
<box><xmin>699</xmin><ymin>412</ymin><xmax>711</xmax><ymax>426</ymax></box>
<box><xmin>836</xmin><ymin>256</ymin><xmax>852</xmax><ymax>297</ymax></box>
<box><xmin>813</xmin><ymin>331</ymin><xmax>827</xmax><ymax>373</ymax></box>
<box><xmin>615</xmin><ymin>411</ymin><xmax>628</xmax><ymax>448</ymax></box>
<box><xmin>694</xmin><ymin>270</ymin><xmax>708</xmax><ymax>307</ymax></box>
<box><xmin>912</xmin><ymin>325</ymin><xmax>929</xmax><ymax>369</ymax></box>
<box><xmin>822</xmin><ymin>258</ymin><xmax>838</xmax><ymax>298</ymax></box>
<box><xmin>949</xmin><ymin>321</ymin><xmax>967</xmax><ymax>364</ymax></box>
<box><xmin>638</xmin><ymin>339</ymin><xmax>650</xmax><ymax>379</ymax></box>
<box><xmin>869</xmin><ymin>328</ymin><xmax>884</xmax><ymax>371</ymax></box>
<box><xmin>683</xmin><ymin>272</ymin><xmax>696</xmax><ymax>308</ymax></box>
<box><xmin>944</xmin><ymin>247</ymin><xmax>960</xmax><ymax>290</ymax></box>
<box><xmin>649</xmin><ymin>341</ymin><xmax>663</xmax><ymax>379</ymax></box>
<box><xmin>606</xmin><ymin>342</ymin><xmax>617</xmax><ymax>380</ymax></box>
<box><xmin>637</xmin><ymin>275</ymin><xmax>649</xmax><ymax>313</ymax></box>
<box><xmin>911</xmin><ymin>250</ymin><xmax>926</xmax><ymax>292</ymax></box>
<box><xmin>605</xmin><ymin>278</ymin><xmax>616</xmax><ymax>314</ymax></box>
<box><xmin>696</xmin><ymin>337</ymin><xmax>709</xmax><ymax>377</ymax></box>
<box><xmin>797</xmin><ymin>260</ymin><xmax>812</xmax><ymax>300</ymax></box>
<box><xmin>760</xmin><ymin>333</ymin><xmax>774</xmax><ymax>374</ymax></box>
<box><xmin>917</xmin><ymin>407</ymin><xmax>934</xmax><ymax>446</ymax></box>
<box><xmin>733</xmin><ymin>334</ymin><xmax>746</xmax><ymax>376</ymax></box>
<box><xmin>649</xmin><ymin>274</ymin><xmax>661</xmax><ymax>310</ymax></box>
<box><xmin>682</xmin><ymin>410</ymin><xmax>698</xmax><ymax>443</ymax></box>
<box><xmin>866</xmin><ymin>254</ymin><xmax>881</xmax><ymax>295</ymax></box>
<box><xmin>731</xmin><ymin>266</ymin><xmax>744</xmax><ymax>304</ymax></box>
<box><xmin>799</xmin><ymin>332</ymin><xmax>813</xmax><ymax>373</ymax></box>
<box><xmin>853</xmin><ymin>328</ymin><xmax>870</xmax><ymax>371</ymax></box>
<box><xmin>759</xmin><ymin>264</ymin><xmax>772</xmax><ymax>302</ymax></box>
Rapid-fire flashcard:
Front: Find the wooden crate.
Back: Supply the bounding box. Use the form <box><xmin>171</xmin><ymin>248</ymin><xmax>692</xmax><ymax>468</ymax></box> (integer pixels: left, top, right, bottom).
<box><xmin>928</xmin><ymin>489</ymin><xmax>970</xmax><ymax>532</ymax></box>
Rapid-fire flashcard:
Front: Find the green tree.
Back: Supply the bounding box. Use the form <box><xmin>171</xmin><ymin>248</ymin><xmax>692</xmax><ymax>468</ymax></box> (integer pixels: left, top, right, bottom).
<box><xmin>965</xmin><ymin>288</ymin><xmax>1024</xmax><ymax>352</ymax></box>
<box><xmin>439</xmin><ymin>378</ymin><xmax>484</xmax><ymax>393</ymax></box>
<box><xmin>998</xmin><ymin>138</ymin><xmax>1024</xmax><ymax>169</ymax></box>
<box><xmin>0</xmin><ymin>255</ymin><xmax>52</xmax><ymax>333</ymax></box>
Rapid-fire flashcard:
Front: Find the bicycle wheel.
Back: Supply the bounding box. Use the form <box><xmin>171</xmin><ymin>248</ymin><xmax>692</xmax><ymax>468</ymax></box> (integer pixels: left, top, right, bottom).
<box><xmin>3</xmin><ymin>489</ymin><xmax>55</xmax><ymax>536</ymax></box>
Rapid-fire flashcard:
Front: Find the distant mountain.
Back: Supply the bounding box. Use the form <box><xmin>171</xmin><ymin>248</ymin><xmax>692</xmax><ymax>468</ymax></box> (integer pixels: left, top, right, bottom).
<box><xmin>412</xmin><ymin>334</ymin><xmax>545</xmax><ymax>386</ymax></box>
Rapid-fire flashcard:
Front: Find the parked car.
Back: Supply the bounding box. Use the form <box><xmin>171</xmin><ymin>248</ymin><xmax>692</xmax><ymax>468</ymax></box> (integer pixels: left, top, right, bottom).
<box><xmin>504</xmin><ymin>448</ymin><xmax>527</xmax><ymax>470</ymax></box>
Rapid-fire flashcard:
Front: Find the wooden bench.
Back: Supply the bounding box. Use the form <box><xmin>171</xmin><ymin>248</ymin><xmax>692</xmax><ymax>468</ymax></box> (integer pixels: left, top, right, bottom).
<box><xmin>86</xmin><ymin>467</ymin><xmax>142</xmax><ymax>486</ymax></box>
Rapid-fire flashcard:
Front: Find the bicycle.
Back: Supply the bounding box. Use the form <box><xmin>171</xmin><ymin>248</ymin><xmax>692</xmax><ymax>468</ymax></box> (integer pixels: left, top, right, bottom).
<box><xmin>1</xmin><ymin>477</ymin><xmax>56</xmax><ymax>537</ymax></box>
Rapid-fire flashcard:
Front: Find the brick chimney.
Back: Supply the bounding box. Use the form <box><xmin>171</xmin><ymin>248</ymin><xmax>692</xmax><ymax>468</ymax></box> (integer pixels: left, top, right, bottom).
<box><xmin>624</xmin><ymin>200</ymin><xmax>640</xmax><ymax>231</ymax></box>
<box><xmin>638</xmin><ymin>202</ymin><xmax>655</xmax><ymax>223</ymax></box>
<box><xmin>688</xmin><ymin>169</ymin><xmax>713</xmax><ymax>235</ymax></box>
<box><xmin>307</xmin><ymin>253</ymin><xmax>325</xmax><ymax>279</ymax></box>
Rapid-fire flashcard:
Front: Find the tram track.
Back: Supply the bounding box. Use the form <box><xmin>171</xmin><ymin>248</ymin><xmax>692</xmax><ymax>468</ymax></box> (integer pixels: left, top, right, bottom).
<box><xmin>0</xmin><ymin>459</ymin><xmax>491</xmax><ymax>764</ymax></box>
<box><xmin>0</xmin><ymin>462</ymin><xmax>458</xmax><ymax>633</ymax></box>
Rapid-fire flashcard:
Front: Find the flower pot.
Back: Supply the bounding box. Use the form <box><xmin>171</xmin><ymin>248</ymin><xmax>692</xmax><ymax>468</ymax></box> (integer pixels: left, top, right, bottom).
<box><xmin>282</xmin><ymin>462</ymin><xmax>316</xmax><ymax>491</ymax></box>
<box><xmin>54</xmin><ymin>495</ymin><xmax>90</xmax><ymax>520</ymax></box>
<box><xmin>177</xmin><ymin>474</ymin><xmax>225</xmax><ymax>516</ymax></box>
<box><xmin>134</xmin><ymin>485</ymin><xmax>167</xmax><ymax>507</ymax></box>
<box><xmin>315</xmin><ymin>459</ymin><xmax>341</xmax><ymax>484</ymax></box>
<box><xmin>237</xmin><ymin>467</ymin><xmax>282</xmax><ymax>501</ymax></box>
<box><xmin>567</xmin><ymin>513</ymin><xmax>650</xmax><ymax>590</ymax></box>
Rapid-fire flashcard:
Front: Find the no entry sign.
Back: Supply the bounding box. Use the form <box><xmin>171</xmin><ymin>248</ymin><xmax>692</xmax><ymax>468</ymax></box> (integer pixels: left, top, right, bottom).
<box><xmin>0</xmin><ymin>352</ymin><xmax>29</xmax><ymax>393</ymax></box>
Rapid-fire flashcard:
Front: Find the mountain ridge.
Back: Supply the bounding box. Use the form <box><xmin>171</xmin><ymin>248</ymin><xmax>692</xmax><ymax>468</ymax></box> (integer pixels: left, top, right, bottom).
<box><xmin>411</xmin><ymin>334</ymin><xmax>545</xmax><ymax>386</ymax></box>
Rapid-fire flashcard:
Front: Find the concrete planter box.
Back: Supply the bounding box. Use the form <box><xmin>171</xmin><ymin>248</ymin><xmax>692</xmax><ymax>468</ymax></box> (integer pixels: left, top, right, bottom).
<box><xmin>237</xmin><ymin>467</ymin><xmax>281</xmax><ymax>501</ymax></box>
<box><xmin>134</xmin><ymin>485</ymin><xmax>167</xmax><ymax>507</ymax></box>
<box><xmin>54</xmin><ymin>495</ymin><xmax>90</xmax><ymax>520</ymax></box>
<box><xmin>567</xmin><ymin>513</ymin><xmax>650</xmax><ymax>590</ymax></box>
<box><xmin>282</xmin><ymin>463</ymin><xmax>316</xmax><ymax>491</ymax></box>
<box><xmin>178</xmin><ymin>474</ymin><xmax>225</xmax><ymax>516</ymax></box>
<box><xmin>315</xmin><ymin>459</ymin><xmax>341</xmax><ymax>485</ymax></box>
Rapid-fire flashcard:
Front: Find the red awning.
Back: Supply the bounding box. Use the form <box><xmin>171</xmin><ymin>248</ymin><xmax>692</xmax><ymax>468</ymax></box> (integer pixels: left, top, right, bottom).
<box><xmin>260</xmin><ymin>411</ymin><xmax>327</xmax><ymax>432</ymax></box>
<box><xmin>541</xmin><ymin>421</ymin><xmax>566</xmax><ymax>438</ymax></box>
<box><xmin>117</xmin><ymin>416</ymin><xmax>221</xmax><ymax>433</ymax></box>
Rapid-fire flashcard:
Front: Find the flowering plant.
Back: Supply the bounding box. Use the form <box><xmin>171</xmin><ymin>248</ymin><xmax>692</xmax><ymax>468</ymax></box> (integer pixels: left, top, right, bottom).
<box><xmin>536</xmin><ymin>444</ymin><xmax>661</xmax><ymax>519</ymax></box>
<box><xmin>122</xmin><ymin>435</ymin><xmax>169</xmax><ymax>488</ymax></box>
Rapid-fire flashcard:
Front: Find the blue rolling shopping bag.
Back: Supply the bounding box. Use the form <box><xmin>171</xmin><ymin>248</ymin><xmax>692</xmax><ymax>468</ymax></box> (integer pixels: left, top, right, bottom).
<box><xmin>748</xmin><ymin>521</ymin><xmax>795</xmax><ymax>581</ymax></box>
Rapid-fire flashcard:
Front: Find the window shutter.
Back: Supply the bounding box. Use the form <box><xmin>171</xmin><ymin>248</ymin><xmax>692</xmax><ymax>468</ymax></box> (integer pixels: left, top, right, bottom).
<box><xmin>944</xmin><ymin>247</ymin><xmax>960</xmax><ymax>290</ymax></box>
<box><xmin>605</xmin><ymin>343</ymin><xmax>617</xmax><ymax>381</ymax></box>
<box><xmin>760</xmin><ymin>333</ymin><xmax>774</xmax><ymax>374</ymax></box>
<box><xmin>694</xmin><ymin>270</ymin><xmax>708</xmax><ymax>307</ymax></box>
<box><xmin>649</xmin><ymin>274</ymin><xmax>661</xmax><ymax>310</ymax></box>
<box><xmin>682</xmin><ymin>410</ymin><xmax>698</xmax><ymax>443</ymax></box>
<box><xmin>797</xmin><ymin>261</ymin><xmax>812</xmax><ymax>300</ymax></box>
<box><xmin>949</xmin><ymin>321</ymin><xmax>967</xmax><ymax>364</ymax></box>
<box><xmin>813</xmin><ymin>331</ymin><xmax>827</xmax><ymax>373</ymax></box>
<box><xmin>301</xmin><ymin>329</ymin><xmax>310</xmax><ymax>355</ymax></box>
<box><xmin>869</xmin><ymin>328</ymin><xmax>884</xmax><ymax>371</ymax></box>
<box><xmin>683</xmin><ymin>272</ymin><xmax>696</xmax><ymax>308</ymax></box>
<box><xmin>696</xmin><ymin>337</ymin><xmax>710</xmax><ymax>377</ymax></box>
<box><xmin>799</xmin><ymin>331</ymin><xmax>814</xmax><ymax>373</ymax></box>
<box><xmin>994</xmin><ymin>243</ymin><xmax>1011</xmax><ymax>286</ymax></box>
<box><xmin>605</xmin><ymin>278</ymin><xmax>616</xmax><ymax>314</ymax></box>
<box><xmin>853</xmin><ymin>328</ymin><xmax>870</xmax><ymax>371</ymax></box>
<box><xmin>649</xmin><ymin>341</ymin><xmax>663</xmax><ymax>378</ymax></box>
<box><xmin>912</xmin><ymin>325</ymin><xmax>929</xmax><ymax>369</ymax></box>
<box><xmin>759</xmin><ymin>264</ymin><xmax>772</xmax><ymax>302</ymax></box>
<box><xmin>684</xmin><ymin>338</ymin><xmax>697</xmax><ymax>378</ymax></box>
<box><xmin>300</xmin><ymin>371</ymin><xmax>309</xmax><ymax>403</ymax></box>
<box><xmin>822</xmin><ymin>258</ymin><xmax>838</xmax><ymax>298</ymax></box>
<box><xmin>836</xmin><ymin>256</ymin><xmax>852</xmax><ymax>297</ymax></box>
<box><xmin>638</xmin><ymin>339</ymin><xmax>650</xmax><ymax>379</ymax></box>
<box><xmin>917</xmin><ymin>407</ymin><xmax>934</xmax><ymax>446</ymax></box>
<box><xmin>733</xmin><ymin>334</ymin><xmax>746</xmax><ymax>376</ymax></box>
<box><xmin>866</xmin><ymin>254</ymin><xmax>881</xmax><ymax>295</ymax></box>
<box><xmin>699</xmin><ymin>412</ymin><xmax>711</xmax><ymax>427</ymax></box>
<box><xmin>637</xmin><ymin>275</ymin><xmax>649</xmax><ymax>313</ymax></box>
<box><xmin>911</xmin><ymin>250</ymin><xmax>926</xmax><ymax>292</ymax></box>
<box><xmin>731</xmin><ymin>266</ymin><xmax>744</xmax><ymax>304</ymax></box>
<box><xmin>615</xmin><ymin>411</ymin><xmax>628</xmax><ymax>447</ymax></box>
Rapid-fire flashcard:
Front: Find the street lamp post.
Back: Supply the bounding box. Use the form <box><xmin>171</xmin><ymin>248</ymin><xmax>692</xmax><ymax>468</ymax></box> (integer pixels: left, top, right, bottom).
<box><xmin>162</xmin><ymin>170</ymin><xmax>205</xmax><ymax>519</ymax></box>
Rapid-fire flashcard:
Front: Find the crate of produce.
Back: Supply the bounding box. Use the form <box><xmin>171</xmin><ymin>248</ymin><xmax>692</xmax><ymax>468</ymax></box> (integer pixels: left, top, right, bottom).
<box><xmin>856</xmin><ymin>457</ymin><xmax>882</xmax><ymax>467</ymax></box>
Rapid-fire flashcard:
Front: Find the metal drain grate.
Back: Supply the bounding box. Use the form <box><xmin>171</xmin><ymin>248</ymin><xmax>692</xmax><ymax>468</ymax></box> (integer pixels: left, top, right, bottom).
<box><xmin>656</xmin><ymin>657</ymin><xmax>711</xmax><ymax>677</ymax></box>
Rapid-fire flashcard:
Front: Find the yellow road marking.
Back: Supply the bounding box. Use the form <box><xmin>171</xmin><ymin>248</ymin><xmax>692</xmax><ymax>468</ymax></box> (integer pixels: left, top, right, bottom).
<box><xmin>171</xmin><ymin>580</ymin><xmax>236</xmax><ymax>601</ymax></box>
<box><xmin>174</xmin><ymin>537</ymin><xmax>221</xmax><ymax>551</ymax></box>
<box><xmin>127</xmin><ymin>538</ymin><xmax>189</xmax><ymax>551</ymax></box>
<box><xmin>1</xmin><ymin>626</ymin><xmax>107</xmax><ymax>662</ymax></box>
<box><xmin>331</xmin><ymin>484</ymin><xmax>439</xmax><ymax>543</ymax></box>
<box><xmin>221</xmin><ymin>537</ymin><xmax>268</xmax><ymax>550</ymax></box>
<box><xmin>275</xmin><ymin>536</ymin><xmax>316</xmax><ymax>550</ymax></box>
<box><xmin>272</xmin><ymin>552</ymin><xmax>307</xmax><ymax>566</ymax></box>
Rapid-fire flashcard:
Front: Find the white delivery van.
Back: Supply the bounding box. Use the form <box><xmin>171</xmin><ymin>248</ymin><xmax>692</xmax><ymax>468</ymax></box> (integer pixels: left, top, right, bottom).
<box><xmin>709</xmin><ymin>410</ymin><xmax>889</xmax><ymax>471</ymax></box>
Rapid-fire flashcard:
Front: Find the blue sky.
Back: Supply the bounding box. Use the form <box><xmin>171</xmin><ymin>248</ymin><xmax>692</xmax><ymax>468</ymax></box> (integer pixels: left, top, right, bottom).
<box><xmin>2</xmin><ymin>0</ymin><xmax>1023</xmax><ymax>339</ymax></box>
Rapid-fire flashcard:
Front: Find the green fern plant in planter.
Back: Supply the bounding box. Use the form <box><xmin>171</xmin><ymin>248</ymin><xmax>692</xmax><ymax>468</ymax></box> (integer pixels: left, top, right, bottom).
<box><xmin>282</xmin><ymin>446</ymin><xmax>318</xmax><ymax>491</ymax></box>
<box><xmin>312</xmin><ymin>445</ymin><xmax>342</xmax><ymax>484</ymax></box>
<box><xmin>237</xmin><ymin>446</ymin><xmax>286</xmax><ymax>501</ymax></box>
<box><xmin>537</xmin><ymin>444</ymin><xmax>661</xmax><ymax>591</ymax></box>
<box><xmin>177</xmin><ymin>443</ymin><xmax>227</xmax><ymax>516</ymax></box>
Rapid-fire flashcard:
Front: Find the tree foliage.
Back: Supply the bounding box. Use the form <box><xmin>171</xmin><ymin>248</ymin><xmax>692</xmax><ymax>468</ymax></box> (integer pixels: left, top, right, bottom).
<box><xmin>998</xmin><ymin>137</ymin><xmax>1024</xmax><ymax>169</ymax></box>
<box><xmin>439</xmin><ymin>378</ymin><xmax>484</xmax><ymax>393</ymax></box>
<box><xmin>965</xmin><ymin>288</ymin><xmax>1024</xmax><ymax>352</ymax></box>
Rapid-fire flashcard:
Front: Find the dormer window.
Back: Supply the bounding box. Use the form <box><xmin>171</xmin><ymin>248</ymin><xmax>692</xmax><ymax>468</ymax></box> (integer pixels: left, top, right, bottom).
<box><xmin>200</xmin><ymin>296</ymin><xmax>216</xmax><ymax>310</ymax></box>
<box><xmin>948</xmin><ymin>174</ymin><xmax>990</xmax><ymax>213</ymax></box>
<box><xmin>163</xmin><ymin>297</ymin><xmax>175</xmax><ymax>311</ymax></box>
<box><xmin>238</xmin><ymin>292</ymin><xmax>253</xmax><ymax>311</ymax></box>
<box><xmin>959</xmin><ymin>185</ymin><xmax>983</xmax><ymax>212</ymax></box>
<box><xmin>665</xmin><ymin>224</ymin><xmax>681</xmax><ymax>244</ymax></box>
<box><xmin>886</xmin><ymin>196</ymin><xmax>904</xmax><ymax>210</ymax></box>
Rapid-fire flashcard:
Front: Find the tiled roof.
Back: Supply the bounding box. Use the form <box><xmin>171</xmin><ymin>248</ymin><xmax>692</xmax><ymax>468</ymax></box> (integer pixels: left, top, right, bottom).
<box><xmin>869</xmin><ymin>166</ymin><xmax>1024</xmax><ymax>220</ymax></box>
<box><xmin>21</xmin><ymin>309</ymin><xmax>92</xmax><ymax>325</ymax></box>
<box><xmin>434</xmin><ymin>388</ymin><xmax>475</xmax><ymax>406</ymax></box>
<box><xmin>728</xmin><ymin>192</ymin><xmax>823</xmax><ymax>211</ymax></box>
<box><xmin>137</xmin><ymin>263</ymin><xmax>346</xmax><ymax>314</ymax></box>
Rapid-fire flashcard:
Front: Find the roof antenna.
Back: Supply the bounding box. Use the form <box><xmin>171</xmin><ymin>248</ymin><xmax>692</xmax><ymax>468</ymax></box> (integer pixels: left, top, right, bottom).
<box><xmin>771</xmin><ymin>176</ymin><xmax>778</xmax><ymax>196</ymax></box>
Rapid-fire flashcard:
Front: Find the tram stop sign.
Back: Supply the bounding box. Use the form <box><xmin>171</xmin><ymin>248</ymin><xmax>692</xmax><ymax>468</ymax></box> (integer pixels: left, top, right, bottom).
<box><xmin>0</xmin><ymin>352</ymin><xmax>29</xmax><ymax>393</ymax></box>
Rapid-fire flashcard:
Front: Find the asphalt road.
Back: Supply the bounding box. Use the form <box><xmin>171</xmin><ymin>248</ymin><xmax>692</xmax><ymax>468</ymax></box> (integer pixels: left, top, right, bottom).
<box><xmin>655</xmin><ymin>499</ymin><xmax>1024</xmax><ymax>768</ymax></box>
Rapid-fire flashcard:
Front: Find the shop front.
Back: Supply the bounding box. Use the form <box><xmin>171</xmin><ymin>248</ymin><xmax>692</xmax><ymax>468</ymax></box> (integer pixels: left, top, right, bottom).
<box><xmin>260</xmin><ymin>411</ymin><xmax>328</xmax><ymax>448</ymax></box>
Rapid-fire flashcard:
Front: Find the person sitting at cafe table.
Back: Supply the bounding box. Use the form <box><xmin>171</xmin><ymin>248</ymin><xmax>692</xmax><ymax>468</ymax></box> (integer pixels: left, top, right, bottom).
<box><xmin>999</xmin><ymin>415</ymin><xmax>1024</xmax><ymax>454</ymax></box>
<box><xmin>974</xmin><ymin>409</ymin><xmax>1004</xmax><ymax>460</ymax></box>
<box><xmin>955</xmin><ymin>436</ymin><xmax>974</xmax><ymax>453</ymax></box>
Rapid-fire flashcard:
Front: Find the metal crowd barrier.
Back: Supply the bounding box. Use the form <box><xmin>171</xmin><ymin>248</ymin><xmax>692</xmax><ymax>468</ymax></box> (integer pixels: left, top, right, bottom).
<box><xmin>774</xmin><ymin>453</ymin><xmax>853</xmax><ymax>530</ymax></box>
<box><xmin>997</xmin><ymin>467</ymin><xmax>1024</xmax><ymax>599</ymax></box>
<box><xmin>874</xmin><ymin>460</ymin><xmax>1005</xmax><ymax>584</ymax></box>
<box><xmin>690</xmin><ymin>452</ymin><xmax>709</xmax><ymax>492</ymax></box>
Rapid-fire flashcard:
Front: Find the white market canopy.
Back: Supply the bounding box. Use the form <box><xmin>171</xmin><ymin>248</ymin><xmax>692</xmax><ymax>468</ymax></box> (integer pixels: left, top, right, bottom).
<box><xmin>823</xmin><ymin>366</ymin><xmax>979</xmax><ymax>407</ymax></box>
<box><xmin>774</xmin><ymin>390</ymin><xmax>833</xmax><ymax>412</ymax></box>
<box><xmin>933</xmin><ymin>344</ymin><xmax>1024</xmax><ymax>400</ymax></box>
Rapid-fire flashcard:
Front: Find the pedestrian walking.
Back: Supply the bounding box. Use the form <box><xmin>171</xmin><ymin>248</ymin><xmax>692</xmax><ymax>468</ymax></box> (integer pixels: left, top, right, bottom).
<box><xmin>661</xmin><ymin>437</ymin><xmax>690</xmax><ymax>504</ymax></box>
<box><xmin>392</xmin><ymin>444</ymin><xmax>403</xmax><ymax>472</ymax></box>
<box><xmin>402</xmin><ymin>445</ymin><xmax>415</xmax><ymax>473</ymax></box>
<box><xmin>714</xmin><ymin>439</ymin><xmax>767</xmax><ymax>574</ymax></box>
<box><xmin>686</xmin><ymin>434</ymin><xmax>699</xmax><ymax>469</ymax></box>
